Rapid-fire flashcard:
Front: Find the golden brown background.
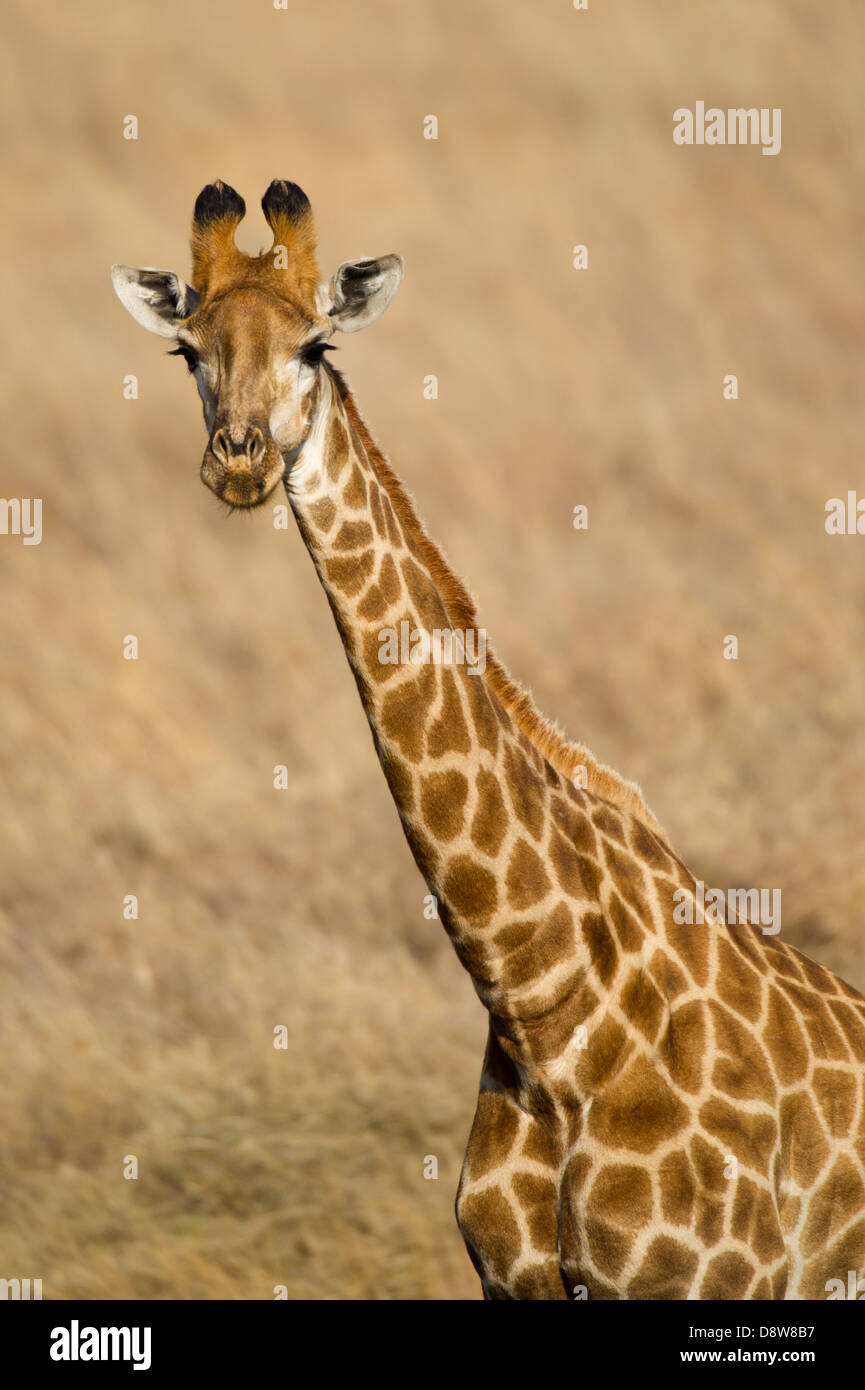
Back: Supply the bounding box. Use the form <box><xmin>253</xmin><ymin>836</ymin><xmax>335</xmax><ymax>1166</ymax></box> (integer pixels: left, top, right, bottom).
<box><xmin>1</xmin><ymin>0</ymin><xmax>863</xmax><ymax>1298</ymax></box>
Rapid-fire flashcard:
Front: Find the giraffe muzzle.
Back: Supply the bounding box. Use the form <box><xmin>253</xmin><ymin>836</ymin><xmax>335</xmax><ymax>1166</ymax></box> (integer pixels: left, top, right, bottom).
<box><xmin>200</xmin><ymin>427</ymin><xmax>285</xmax><ymax>509</ymax></box>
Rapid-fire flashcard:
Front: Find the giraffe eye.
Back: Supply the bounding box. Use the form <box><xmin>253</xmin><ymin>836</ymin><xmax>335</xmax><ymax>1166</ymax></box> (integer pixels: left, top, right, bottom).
<box><xmin>300</xmin><ymin>340</ymin><xmax>336</xmax><ymax>368</ymax></box>
<box><xmin>169</xmin><ymin>344</ymin><xmax>199</xmax><ymax>373</ymax></box>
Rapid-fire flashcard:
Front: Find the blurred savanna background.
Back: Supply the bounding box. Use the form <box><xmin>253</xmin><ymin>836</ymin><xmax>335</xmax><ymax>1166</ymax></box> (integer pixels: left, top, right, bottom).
<box><xmin>0</xmin><ymin>0</ymin><xmax>863</xmax><ymax>1299</ymax></box>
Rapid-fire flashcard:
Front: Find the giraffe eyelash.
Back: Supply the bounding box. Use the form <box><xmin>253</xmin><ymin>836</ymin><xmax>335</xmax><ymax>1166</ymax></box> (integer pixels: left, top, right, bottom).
<box><xmin>169</xmin><ymin>344</ymin><xmax>199</xmax><ymax>373</ymax></box>
<box><xmin>299</xmin><ymin>341</ymin><xmax>337</xmax><ymax>367</ymax></box>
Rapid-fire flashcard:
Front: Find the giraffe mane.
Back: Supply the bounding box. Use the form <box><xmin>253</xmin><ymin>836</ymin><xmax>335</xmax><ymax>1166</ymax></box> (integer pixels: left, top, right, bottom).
<box><xmin>329</xmin><ymin>367</ymin><xmax>667</xmax><ymax>841</ymax></box>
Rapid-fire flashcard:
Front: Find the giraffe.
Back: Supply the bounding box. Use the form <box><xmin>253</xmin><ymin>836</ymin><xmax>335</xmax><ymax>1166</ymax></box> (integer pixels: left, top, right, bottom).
<box><xmin>112</xmin><ymin>180</ymin><xmax>865</xmax><ymax>1300</ymax></box>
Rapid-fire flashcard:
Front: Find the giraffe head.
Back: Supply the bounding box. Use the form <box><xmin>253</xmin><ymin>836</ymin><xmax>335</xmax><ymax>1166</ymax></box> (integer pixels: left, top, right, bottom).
<box><xmin>111</xmin><ymin>180</ymin><xmax>404</xmax><ymax>508</ymax></box>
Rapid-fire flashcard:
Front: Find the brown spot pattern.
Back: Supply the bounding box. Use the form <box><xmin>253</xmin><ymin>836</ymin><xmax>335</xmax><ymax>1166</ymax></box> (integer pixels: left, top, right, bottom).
<box><xmin>590</xmin><ymin>1055</ymin><xmax>689</xmax><ymax>1153</ymax></box>
<box><xmin>471</xmin><ymin>769</ymin><xmax>507</xmax><ymax>857</ymax></box>
<box><xmin>506</xmin><ymin>838</ymin><xmax>551</xmax><ymax>909</ymax></box>
<box><xmin>458</xmin><ymin>1187</ymin><xmax>521</xmax><ymax>1280</ymax></box>
<box><xmin>628</xmin><ymin>1236</ymin><xmax>699</xmax><ymax>1299</ymax></box>
<box><xmin>443</xmin><ymin>854</ymin><xmax>498</xmax><ymax>923</ymax></box>
<box><xmin>419</xmin><ymin>770</ymin><xmax>468</xmax><ymax>842</ymax></box>
<box><xmin>427</xmin><ymin>669</ymin><xmax>471</xmax><ymax>756</ymax></box>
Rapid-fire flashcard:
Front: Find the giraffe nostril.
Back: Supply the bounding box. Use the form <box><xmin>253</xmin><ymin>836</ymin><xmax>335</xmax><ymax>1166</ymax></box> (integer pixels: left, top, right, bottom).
<box><xmin>248</xmin><ymin>429</ymin><xmax>265</xmax><ymax>463</ymax></box>
<box><xmin>212</xmin><ymin>429</ymin><xmax>229</xmax><ymax>465</ymax></box>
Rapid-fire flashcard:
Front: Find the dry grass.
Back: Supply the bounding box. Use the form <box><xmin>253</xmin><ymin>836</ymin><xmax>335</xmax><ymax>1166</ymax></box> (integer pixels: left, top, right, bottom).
<box><xmin>0</xmin><ymin>0</ymin><xmax>863</xmax><ymax>1298</ymax></box>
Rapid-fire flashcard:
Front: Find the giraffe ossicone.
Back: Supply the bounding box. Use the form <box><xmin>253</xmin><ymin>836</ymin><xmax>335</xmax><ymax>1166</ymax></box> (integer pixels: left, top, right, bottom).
<box><xmin>112</xmin><ymin>181</ymin><xmax>865</xmax><ymax>1301</ymax></box>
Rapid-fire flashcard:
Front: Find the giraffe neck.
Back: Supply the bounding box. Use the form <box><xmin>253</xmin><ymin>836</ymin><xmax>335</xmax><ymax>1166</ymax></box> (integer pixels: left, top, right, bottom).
<box><xmin>284</xmin><ymin>372</ymin><xmax>585</xmax><ymax>1018</ymax></box>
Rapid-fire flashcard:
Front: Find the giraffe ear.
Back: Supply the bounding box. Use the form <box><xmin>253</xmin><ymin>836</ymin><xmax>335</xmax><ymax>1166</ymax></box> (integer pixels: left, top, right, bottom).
<box><xmin>110</xmin><ymin>265</ymin><xmax>199</xmax><ymax>337</ymax></box>
<box><xmin>327</xmin><ymin>254</ymin><xmax>404</xmax><ymax>334</ymax></box>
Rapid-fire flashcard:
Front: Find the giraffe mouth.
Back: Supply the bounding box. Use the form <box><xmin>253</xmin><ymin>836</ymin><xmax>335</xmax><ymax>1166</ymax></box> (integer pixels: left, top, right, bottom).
<box><xmin>222</xmin><ymin>472</ymin><xmax>283</xmax><ymax>509</ymax></box>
